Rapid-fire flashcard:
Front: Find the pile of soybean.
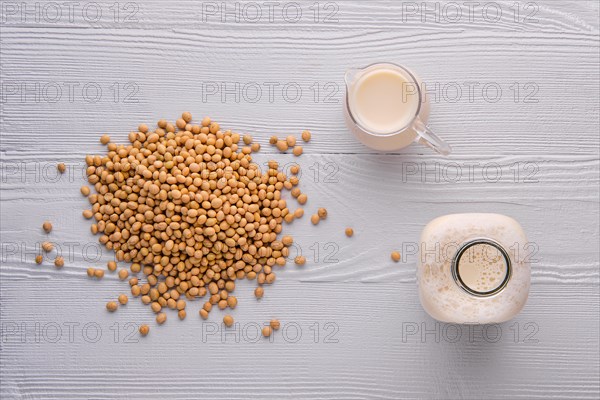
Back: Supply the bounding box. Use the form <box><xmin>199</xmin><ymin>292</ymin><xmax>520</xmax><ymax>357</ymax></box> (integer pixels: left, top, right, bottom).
<box><xmin>82</xmin><ymin>112</ymin><xmax>311</xmax><ymax>333</ymax></box>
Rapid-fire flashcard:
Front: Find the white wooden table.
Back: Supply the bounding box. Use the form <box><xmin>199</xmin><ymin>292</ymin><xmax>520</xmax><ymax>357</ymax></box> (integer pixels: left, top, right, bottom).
<box><xmin>1</xmin><ymin>1</ymin><xmax>599</xmax><ymax>398</ymax></box>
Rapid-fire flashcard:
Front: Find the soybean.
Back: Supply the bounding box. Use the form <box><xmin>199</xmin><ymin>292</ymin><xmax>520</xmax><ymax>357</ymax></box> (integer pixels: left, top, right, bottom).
<box><xmin>255</xmin><ymin>287</ymin><xmax>264</xmax><ymax>299</ymax></box>
<box><xmin>118</xmin><ymin>269</ymin><xmax>129</xmax><ymax>280</ymax></box>
<box><xmin>199</xmin><ymin>309</ymin><xmax>209</xmax><ymax>320</ymax></box>
<box><xmin>42</xmin><ymin>221</ymin><xmax>52</xmax><ymax>233</ymax></box>
<box><xmin>227</xmin><ymin>296</ymin><xmax>238</xmax><ymax>309</ymax></box>
<box><xmin>318</xmin><ymin>208</ymin><xmax>328</xmax><ymax>219</ymax></box>
<box><xmin>276</xmin><ymin>140</ymin><xmax>288</xmax><ymax>152</ymax></box>
<box><xmin>262</xmin><ymin>326</ymin><xmax>272</xmax><ymax>337</ymax></box>
<box><xmin>297</xmin><ymin>194</ymin><xmax>308</xmax><ymax>205</ymax></box>
<box><xmin>131</xmin><ymin>285</ymin><xmax>141</xmax><ymax>297</ymax></box>
<box><xmin>118</xmin><ymin>294</ymin><xmax>128</xmax><ymax>305</ymax></box>
<box><xmin>139</xmin><ymin>324</ymin><xmax>150</xmax><ymax>336</ymax></box>
<box><xmin>270</xmin><ymin>319</ymin><xmax>281</xmax><ymax>330</ymax></box>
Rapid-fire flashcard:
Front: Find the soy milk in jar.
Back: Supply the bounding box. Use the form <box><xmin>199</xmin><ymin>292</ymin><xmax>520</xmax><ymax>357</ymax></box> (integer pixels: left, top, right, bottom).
<box><xmin>417</xmin><ymin>214</ymin><xmax>530</xmax><ymax>324</ymax></box>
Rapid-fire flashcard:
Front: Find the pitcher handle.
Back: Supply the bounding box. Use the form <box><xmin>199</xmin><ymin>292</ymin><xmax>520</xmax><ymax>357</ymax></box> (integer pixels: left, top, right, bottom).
<box><xmin>412</xmin><ymin>117</ymin><xmax>452</xmax><ymax>156</ymax></box>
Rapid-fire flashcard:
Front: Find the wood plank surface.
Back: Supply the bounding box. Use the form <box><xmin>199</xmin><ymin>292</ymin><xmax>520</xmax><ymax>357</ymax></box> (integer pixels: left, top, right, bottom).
<box><xmin>1</xmin><ymin>1</ymin><xmax>599</xmax><ymax>399</ymax></box>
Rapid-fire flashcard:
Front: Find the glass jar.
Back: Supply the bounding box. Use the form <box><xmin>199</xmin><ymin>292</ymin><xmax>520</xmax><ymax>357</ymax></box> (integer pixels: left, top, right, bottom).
<box><xmin>417</xmin><ymin>213</ymin><xmax>530</xmax><ymax>324</ymax></box>
<box><xmin>344</xmin><ymin>62</ymin><xmax>451</xmax><ymax>155</ymax></box>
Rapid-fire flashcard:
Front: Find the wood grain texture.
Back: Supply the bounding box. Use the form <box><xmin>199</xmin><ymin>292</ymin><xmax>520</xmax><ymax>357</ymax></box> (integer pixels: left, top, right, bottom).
<box><xmin>1</xmin><ymin>1</ymin><xmax>599</xmax><ymax>399</ymax></box>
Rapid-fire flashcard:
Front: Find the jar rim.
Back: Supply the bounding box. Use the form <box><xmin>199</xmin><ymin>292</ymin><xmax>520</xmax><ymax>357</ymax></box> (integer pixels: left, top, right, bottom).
<box><xmin>451</xmin><ymin>238</ymin><xmax>512</xmax><ymax>297</ymax></box>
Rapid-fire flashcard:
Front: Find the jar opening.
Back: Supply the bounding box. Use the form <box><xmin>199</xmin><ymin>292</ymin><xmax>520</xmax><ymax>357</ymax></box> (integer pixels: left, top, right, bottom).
<box><xmin>451</xmin><ymin>239</ymin><xmax>512</xmax><ymax>297</ymax></box>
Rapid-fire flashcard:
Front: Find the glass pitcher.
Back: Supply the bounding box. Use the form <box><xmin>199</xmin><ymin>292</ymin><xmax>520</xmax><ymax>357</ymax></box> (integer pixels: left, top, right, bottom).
<box><xmin>344</xmin><ymin>62</ymin><xmax>451</xmax><ymax>155</ymax></box>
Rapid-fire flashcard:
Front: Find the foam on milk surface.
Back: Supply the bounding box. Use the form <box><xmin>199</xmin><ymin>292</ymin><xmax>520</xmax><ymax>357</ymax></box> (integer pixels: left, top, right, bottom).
<box><xmin>457</xmin><ymin>243</ymin><xmax>508</xmax><ymax>293</ymax></box>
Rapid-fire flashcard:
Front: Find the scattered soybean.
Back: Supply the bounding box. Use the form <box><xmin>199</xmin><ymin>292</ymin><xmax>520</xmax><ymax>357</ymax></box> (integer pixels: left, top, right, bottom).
<box><xmin>42</xmin><ymin>221</ymin><xmax>52</xmax><ymax>233</ymax></box>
